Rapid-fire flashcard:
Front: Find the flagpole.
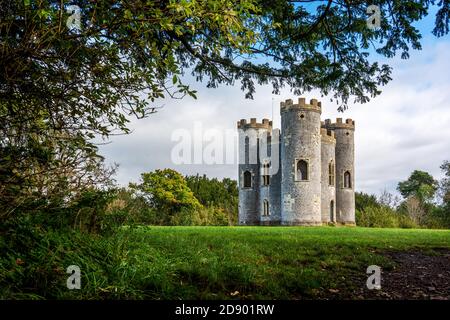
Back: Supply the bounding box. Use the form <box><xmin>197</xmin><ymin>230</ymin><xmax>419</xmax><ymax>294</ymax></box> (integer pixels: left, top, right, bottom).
<box><xmin>271</xmin><ymin>97</ymin><xmax>274</xmax><ymax>125</ymax></box>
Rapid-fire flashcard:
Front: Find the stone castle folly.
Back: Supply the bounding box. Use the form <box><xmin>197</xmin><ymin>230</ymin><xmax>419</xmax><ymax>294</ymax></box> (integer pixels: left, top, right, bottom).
<box><xmin>237</xmin><ymin>97</ymin><xmax>355</xmax><ymax>226</ymax></box>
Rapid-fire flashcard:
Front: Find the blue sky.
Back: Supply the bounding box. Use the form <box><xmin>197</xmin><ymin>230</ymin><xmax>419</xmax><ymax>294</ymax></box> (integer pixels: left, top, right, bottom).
<box><xmin>99</xmin><ymin>6</ymin><xmax>450</xmax><ymax>198</ymax></box>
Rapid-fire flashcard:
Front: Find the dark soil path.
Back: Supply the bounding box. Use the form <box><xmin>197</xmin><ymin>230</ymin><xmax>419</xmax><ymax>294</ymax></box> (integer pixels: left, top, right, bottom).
<box><xmin>356</xmin><ymin>249</ymin><xmax>450</xmax><ymax>300</ymax></box>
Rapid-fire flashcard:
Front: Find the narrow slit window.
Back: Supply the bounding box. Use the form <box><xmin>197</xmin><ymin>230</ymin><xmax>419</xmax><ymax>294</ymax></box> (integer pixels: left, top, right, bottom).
<box><xmin>262</xmin><ymin>162</ymin><xmax>270</xmax><ymax>186</ymax></box>
<box><xmin>263</xmin><ymin>199</ymin><xmax>269</xmax><ymax>216</ymax></box>
<box><xmin>328</xmin><ymin>161</ymin><xmax>335</xmax><ymax>186</ymax></box>
<box><xmin>296</xmin><ymin>160</ymin><xmax>308</xmax><ymax>181</ymax></box>
<box><xmin>244</xmin><ymin>136</ymin><xmax>249</xmax><ymax>164</ymax></box>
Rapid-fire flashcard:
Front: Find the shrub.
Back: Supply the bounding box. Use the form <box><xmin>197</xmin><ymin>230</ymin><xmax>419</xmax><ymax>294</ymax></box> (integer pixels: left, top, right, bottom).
<box><xmin>420</xmin><ymin>206</ymin><xmax>450</xmax><ymax>229</ymax></box>
<box><xmin>102</xmin><ymin>189</ymin><xmax>161</xmax><ymax>230</ymax></box>
<box><xmin>356</xmin><ymin>205</ymin><xmax>416</xmax><ymax>228</ymax></box>
<box><xmin>355</xmin><ymin>192</ymin><xmax>380</xmax><ymax>212</ymax></box>
<box><xmin>170</xmin><ymin>206</ymin><xmax>231</xmax><ymax>226</ymax></box>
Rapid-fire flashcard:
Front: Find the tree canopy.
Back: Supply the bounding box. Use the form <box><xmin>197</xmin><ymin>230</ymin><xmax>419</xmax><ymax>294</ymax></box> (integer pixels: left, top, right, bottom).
<box><xmin>397</xmin><ymin>170</ymin><xmax>438</xmax><ymax>203</ymax></box>
<box><xmin>185</xmin><ymin>174</ymin><xmax>238</xmax><ymax>211</ymax></box>
<box><xmin>129</xmin><ymin>169</ymin><xmax>202</xmax><ymax>214</ymax></box>
<box><xmin>1</xmin><ymin>0</ymin><xmax>449</xmax><ymax>216</ymax></box>
<box><xmin>1</xmin><ymin>0</ymin><xmax>449</xmax><ymax>131</ymax></box>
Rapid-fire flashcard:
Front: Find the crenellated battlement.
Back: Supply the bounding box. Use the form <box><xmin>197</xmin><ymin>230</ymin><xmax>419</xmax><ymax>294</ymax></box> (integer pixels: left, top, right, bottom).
<box><xmin>320</xmin><ymin>128</ymin><xmax>336</xmax><ymax>143</ymax></box>
<box><xmin>322</xmin><ymin>118</ymin><xmax>355</xmax><ymax>130</ymax></box>
<box><xmin>237</xmin><ymin>118</ymin><xmax>273</xmax><ymax>130</ymax></box>
<box><xmin>280</xmin><ymin>97</ymin><xmax>322</xmax><ymax>114</ymax></box>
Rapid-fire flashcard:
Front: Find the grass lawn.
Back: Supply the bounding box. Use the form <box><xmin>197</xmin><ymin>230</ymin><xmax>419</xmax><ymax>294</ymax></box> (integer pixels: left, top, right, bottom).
<box><xmin>108</xmin><ymin>226</ymin><xmax>450</xmax><ymax>299</ymax></box>
<box><xmin>3</xmin><ymin>225</ymin><xmax>449</xmax><ymax>299</ymax></box>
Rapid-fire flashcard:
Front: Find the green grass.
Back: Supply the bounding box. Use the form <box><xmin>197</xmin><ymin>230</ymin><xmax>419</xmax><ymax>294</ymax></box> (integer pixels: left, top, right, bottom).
<box><xmin>108</xmin><ymin>226</ymin><xmax>450</xmax><ymax>299</ymax></box>
<box><xmin>2</xmin><ymin>226</ymin><xmax>449</xmax><ymax>299</ymax></box>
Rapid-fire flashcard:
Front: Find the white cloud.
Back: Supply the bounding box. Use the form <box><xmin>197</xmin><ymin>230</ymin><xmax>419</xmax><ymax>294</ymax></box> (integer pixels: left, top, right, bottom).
<box><xmin>99</xmin><ymin>39</ymin><xmax>450</xmax><ymax>196</ymax></box>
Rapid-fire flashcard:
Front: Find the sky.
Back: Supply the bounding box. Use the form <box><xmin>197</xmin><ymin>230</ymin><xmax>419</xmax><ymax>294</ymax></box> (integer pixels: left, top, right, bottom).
<box><xmin>98</xmin><ymin>9</ymin><xmax>450</xmax><ymax>198</ymax></box>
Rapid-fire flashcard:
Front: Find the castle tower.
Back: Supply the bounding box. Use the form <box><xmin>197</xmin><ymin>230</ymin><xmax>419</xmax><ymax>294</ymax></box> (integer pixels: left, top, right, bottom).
<box><xmin>324</xmin><ymin>118</ymin><xmax>355</xmax><ymax>225</ymax></box>
<box><xmin>280</xmin><ymin>98</ymin><xmax>322</xmax><ymax>225</ymax></box>
<box><xmin>320</xmin><ymin>127</ymin><xmax>336</xmax><ymax>223</ymax></box>
<box><xmin>237</xmin><ymin>118</ymin><xmax>272</xmax><ymax>225</ymax></box>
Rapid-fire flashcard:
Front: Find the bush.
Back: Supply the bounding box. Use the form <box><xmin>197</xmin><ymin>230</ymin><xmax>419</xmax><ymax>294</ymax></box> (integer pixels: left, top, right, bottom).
<box><xmin>102</xmin><ymin>188</ymin><xmax>161</xmax><ymax>230</ymax></box>
<box><xmin>355</xmin><ymin>192</ymin><xmax>381</xmax><ymax>212</ymax></box>
<box><xmin>2</xmin><ymin>189</ymin><xmax>116</xmax><ymax>234</ymax></box>
<box><xmin>103</xmin><ymin>188</ymin><xmax>234</xmax><ymax>227</ymax></box>
<box><xmin>420</xmin><ymin>206</ymin><xmax>450</xmax><ymax>229</ymax></box>
<box><xmin>356</xmin><ymin>205</ymin><xmax>416</xmax><ymax>228</ymax></box>
<box><xmin>397</xmin><ymin>214</ymin><xmax>418</xmax><ymax>228</ymax></box>
<box><xmin>170</xmin><ymin>206</ymin><xmax>232</xmax><ymax>226</ymax></box>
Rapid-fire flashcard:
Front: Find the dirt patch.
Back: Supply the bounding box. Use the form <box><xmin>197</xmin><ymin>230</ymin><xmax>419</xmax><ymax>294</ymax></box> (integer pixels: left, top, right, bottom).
<box><xmin>355</xmin><ymin>249</ymin><xmax>450</xmax><ymax>300</ymax></box>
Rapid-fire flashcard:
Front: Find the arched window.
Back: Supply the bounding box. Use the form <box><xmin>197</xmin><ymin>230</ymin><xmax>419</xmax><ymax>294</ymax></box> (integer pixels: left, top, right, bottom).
<box><xmin>330</xmin><ymin>200</ymin><xmax>334</xmax><ymax>222</ymax></box>
<box><xmin>262</xmin><ymin>162</ymin><xmax>270</xmax><ymax>186</ymax></box>
<box><xmin>243</xmin><ymin>171</ymin><xmax>252</xmax><ymax>188</ymax></box>
<box><xmin>328</xmin><ymin>160</ymin><xmax>335</xmax><ymax>186</ymax></box>
<box><xmin>344</xmin><ymin>171</ymin><xmax>351</xmax><ymax>188</ymax></box>
<box><xmin>263</xmin><ymin>199</ymin><xmax>270</xmax><ymax>216</ymax></box>
<box><xmin>296</xmin><ymin>159</ymin><xmax>308</xmax><ymax>181</ymax></box>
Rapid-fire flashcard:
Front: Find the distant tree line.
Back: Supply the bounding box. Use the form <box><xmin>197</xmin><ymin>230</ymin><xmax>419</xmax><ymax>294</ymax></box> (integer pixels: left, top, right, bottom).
<box><xmin>2</xmin><ymin>162</ymin><xmax>449</xmax><ymax>232</ymax></box>
<box><xmin>356</xmin><ymin>161</ymin><xmax>450</xmax><ymax>229</ymax></box>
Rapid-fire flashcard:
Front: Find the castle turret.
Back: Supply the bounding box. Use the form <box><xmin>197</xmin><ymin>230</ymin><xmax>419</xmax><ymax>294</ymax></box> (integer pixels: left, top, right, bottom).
<box><xmin>320</xmin><ymin>127</ymin><xmax>336</xmax><ymax>223</ymax></box>
<box><xmin>324</xmin><ymin>118</ymin><xmax>355</xmax><ymax>225</ymax></box>
<box><xmin>280</xmin><ymin>98</ymin><xmax>322</xmax><ymax>225</ymax></box>
<box><xmin>237</xmin><ymin>118</ymin><xmax>272</xmax><ymax>225</ymax></box>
